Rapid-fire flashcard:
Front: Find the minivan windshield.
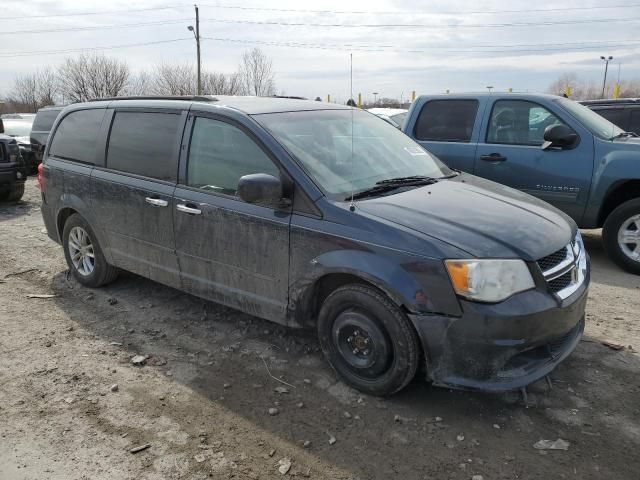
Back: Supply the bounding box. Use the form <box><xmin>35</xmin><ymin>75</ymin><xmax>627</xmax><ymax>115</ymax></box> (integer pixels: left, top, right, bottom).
<box><xmin>256</xmin><ymin>109</ymin><xmax>451</xmax><ymax>199</ymax></box>
<box><xmin>556</xmin><ymin>97</ymin><xmax>624</xmax><ymax>140</ymax></box>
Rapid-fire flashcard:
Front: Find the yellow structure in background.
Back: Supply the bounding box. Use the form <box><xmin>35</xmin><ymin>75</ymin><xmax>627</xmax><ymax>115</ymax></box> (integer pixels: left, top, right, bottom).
<box><xmin>613</xmin><ymin>84</ymin><xmax>621</xmax><ymax>99</ymax></box>
<box><xmin>327</xmin><ymin>94</ymin><xmax>331</xmax><ymax>103</ymax></box>
<box><xmin>358</xmin><ymin>93</ymin><xmax>362</xmax><ymax>108</ymax></box>
<box><xmin>411</xmin><ymin>90</ymin><xmax>416</xmax><ymax>102</ymax></box>
<box><xmin>508</xmin><ymin>88</ymin><xmax>513</xmax><ymax>93</ymax></box>
<box><xmin>565</xmin><ymin>86</ymin><xmax>571</xmax><ymax>98</ymax></box>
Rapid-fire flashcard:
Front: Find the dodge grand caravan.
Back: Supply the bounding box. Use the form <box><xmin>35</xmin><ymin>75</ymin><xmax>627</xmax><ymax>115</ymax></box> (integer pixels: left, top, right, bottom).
<box><xmin>40</xmin><ymin>96</ymin><xmax>589</xmax><ymax>396</ymax></box>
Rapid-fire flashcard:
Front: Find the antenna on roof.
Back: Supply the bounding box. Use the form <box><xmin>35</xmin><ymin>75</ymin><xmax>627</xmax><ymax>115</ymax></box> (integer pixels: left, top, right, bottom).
<box><xmin>349</xmin><ymin>53</ymin><xmax>356</xmax><ymax>213</ymax></box>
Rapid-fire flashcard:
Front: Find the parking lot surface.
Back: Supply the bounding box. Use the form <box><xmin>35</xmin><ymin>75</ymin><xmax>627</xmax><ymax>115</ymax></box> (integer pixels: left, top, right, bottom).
<box><xmin>1</xmin><ymin>179</ymin><xmax>639</xmax><ymax>479</ymax></box>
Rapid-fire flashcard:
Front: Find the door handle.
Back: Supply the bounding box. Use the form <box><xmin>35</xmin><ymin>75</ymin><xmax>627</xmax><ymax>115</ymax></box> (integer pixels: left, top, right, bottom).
<box><xmin>145</xmin><ymin>197</ymin><xmax>168</xmax><ymax>207</ymax></box>
<box><xmin>480</xmin><ymin>153</ymin><xmax>507</xmax><ymax>162</ymax></box>
<box><xmin>176</xmin><ymin>203</ymin><xmax>202</xmax><ymax>215</ymax></box>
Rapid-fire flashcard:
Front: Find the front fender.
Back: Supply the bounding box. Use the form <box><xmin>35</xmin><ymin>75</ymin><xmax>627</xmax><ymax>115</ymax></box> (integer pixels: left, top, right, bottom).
<box><xmin>289</xmin><ymin>247</ymin><xmax>462</xmax><ymax>326</ymax></box>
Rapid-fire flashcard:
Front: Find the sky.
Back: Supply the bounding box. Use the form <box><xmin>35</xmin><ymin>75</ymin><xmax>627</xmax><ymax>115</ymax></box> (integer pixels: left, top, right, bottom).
<box><xmin>2</xmin><ymin>0</ymin><xmax>640</xmax><ymax>103</ymax></box>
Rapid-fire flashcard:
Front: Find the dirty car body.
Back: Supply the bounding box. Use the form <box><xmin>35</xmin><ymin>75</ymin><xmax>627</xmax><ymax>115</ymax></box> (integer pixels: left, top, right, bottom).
<box><xmin>40</xmin><ymin>96</ymin><xmax>589</xmax><ymax>395</ymax></box>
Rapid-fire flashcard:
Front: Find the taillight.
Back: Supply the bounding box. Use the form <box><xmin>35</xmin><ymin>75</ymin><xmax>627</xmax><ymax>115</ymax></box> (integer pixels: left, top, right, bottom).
<box><xmin>37</xmin><ymin>162</ymin><xmax>45</xmax><ymax>191</ymax></box>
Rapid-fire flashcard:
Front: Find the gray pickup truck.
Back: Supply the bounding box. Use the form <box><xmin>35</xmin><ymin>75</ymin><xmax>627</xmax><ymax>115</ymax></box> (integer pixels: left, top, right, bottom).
<box><xmin>403</xmin><ymin>93</ymin><xmax>640</xmax><ymax>274</ymax></box>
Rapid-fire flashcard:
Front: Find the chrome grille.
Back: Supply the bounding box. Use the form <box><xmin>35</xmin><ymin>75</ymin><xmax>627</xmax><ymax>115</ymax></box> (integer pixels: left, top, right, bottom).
<box><xmin>537</xmin><ymin>234</ymin><xmax>586</xmax><ymax>300</ymax></box>
<box><xmin>537</xmin><ymin>247</ymin><xmax>569</xmax><ymax>272</ymax></box>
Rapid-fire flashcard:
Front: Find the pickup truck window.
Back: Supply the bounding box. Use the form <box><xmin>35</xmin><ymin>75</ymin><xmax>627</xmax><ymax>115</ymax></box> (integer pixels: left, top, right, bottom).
<box><xmin>414</xmin><ymin>100</ymin><xmax>478</xmax><ymax>142</ymax></box>
<box><xmin>487</xmin><ymin>100</ymin><xmax>565</xmax><ymax>146</ymax></box>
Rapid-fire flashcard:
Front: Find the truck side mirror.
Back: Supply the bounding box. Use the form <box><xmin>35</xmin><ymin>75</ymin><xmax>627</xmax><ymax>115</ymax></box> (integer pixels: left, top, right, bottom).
<box><xmin>542</xmin><ymin>124</ymin><xmax>578</xmax><ymax>150</ymax></box>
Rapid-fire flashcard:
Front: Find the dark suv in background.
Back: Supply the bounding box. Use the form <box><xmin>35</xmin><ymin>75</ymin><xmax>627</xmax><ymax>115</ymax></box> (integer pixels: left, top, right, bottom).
<box><xmin>0</xmin><ymin>130</ymin><xmax>27</xmax><ymax>202</ymax></box>
<box><xmin>40</xmin><ymin>96</ymin><xmax>588</xmax><ymax>396</ymax></box>
<box><xmin>31</xmin><ymin>106</ymin><xmax>63</xmax><ymax>167</ymax></box>
<box><xmin>582</xmin><ymin>98</ymin><xmax>640</xmax><ymax>135</ymax></box>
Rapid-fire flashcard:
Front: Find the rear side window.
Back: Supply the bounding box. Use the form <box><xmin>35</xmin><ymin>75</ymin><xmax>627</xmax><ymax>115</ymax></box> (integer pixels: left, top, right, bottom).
<box><xmin>33</xmin><ymin>109</ymin><xmax>61</xmax><ymax>131</ymax></box>
<box><xmin>49</xmin><ymin>109</ymin><xmax>105</xmax><ymax>163</ymax></box>
<box><xmin>106</xmin><ymin>111</ymin><xmax>181</xmax><ymax>182</ymax></box>
<box><xmin>414</xmin><ymin>100</ymin><xmax>478</xmax><ymax>142</ymax></box>
<box><xmin>628</xmin><ymin>110</ymin><xmax>640</xmax><ymax>134</ymax></box>
<box><xmin>594</xmin><ymin>108</ymin><xmax>628</xmax><ymax>130</ymax></box>
<box><xmin>187</xmin><ymin>117</ymin><xmax>279</xmax><ymax>196</ymax></box>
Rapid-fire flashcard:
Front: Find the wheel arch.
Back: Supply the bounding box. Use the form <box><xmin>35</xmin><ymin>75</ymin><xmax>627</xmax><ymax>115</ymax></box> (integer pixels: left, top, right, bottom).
<box><xmin>598</xmin><ymin>179</ymin><xmax>640</xmax><ymax>227</ymax></box>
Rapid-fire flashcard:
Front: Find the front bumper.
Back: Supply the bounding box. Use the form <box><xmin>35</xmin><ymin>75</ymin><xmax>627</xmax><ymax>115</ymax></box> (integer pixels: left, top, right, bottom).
<box><xmin>408</xmin><ymin>264</ymin><xmax>589</xmax><ymax>392</ymax></box>
<box><xmin>0</xmin><ymin>161</ymin><xmax>27</xmax><ymax>186</ymax></box>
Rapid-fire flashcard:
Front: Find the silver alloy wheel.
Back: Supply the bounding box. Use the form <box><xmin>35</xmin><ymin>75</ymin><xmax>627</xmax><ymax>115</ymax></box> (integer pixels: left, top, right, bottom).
<box><xmin>68</xmin><ymin>226</ymin><xmax>95</xmax><ymax>276</ymax></box>
<box><xmin>618</xmin><ymin>214</ymin><xmax>640</xmax><ymax>263</ymax></box>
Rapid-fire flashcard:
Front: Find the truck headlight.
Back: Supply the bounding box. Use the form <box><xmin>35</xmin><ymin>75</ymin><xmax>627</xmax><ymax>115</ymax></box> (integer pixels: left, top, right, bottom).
<box><xmin>445</xmin><ymin>259</ymin><xmax>535</xmax><ymax>303</ymax></box>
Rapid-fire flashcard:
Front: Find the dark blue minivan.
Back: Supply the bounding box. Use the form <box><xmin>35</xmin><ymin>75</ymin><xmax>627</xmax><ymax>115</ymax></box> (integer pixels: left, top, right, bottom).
<box><xmin>40</xmin><ymin>96</ymin><xmax>589</xmax><ymax>395</ymax></box>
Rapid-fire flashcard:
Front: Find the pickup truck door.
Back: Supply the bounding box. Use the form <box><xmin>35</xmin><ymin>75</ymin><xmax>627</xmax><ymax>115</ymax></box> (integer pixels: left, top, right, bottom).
<box><xmin>408</xmin><ymin>98</ymin><xmax>484</xmax><ymax>172</ymax></box>
<box><xmin>473</xmin><ymin>98</ymin><xmax>594</xmax><ymax>223</ymax></box>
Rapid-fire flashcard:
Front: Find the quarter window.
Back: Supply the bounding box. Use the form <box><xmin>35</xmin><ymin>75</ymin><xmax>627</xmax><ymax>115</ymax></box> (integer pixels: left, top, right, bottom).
<box><xmin>187</xmin><ymin>117</ymin><xmax>279</xmax><ymax>196</ymax></box>
<box><xmin>414</xmin><ymin>100</ymin><xmax>478</xmax><ymax>142</ymax></box>
<box><xmin>49</xmin><ymin>109</ymin><xmax>105</xmax><ymax>163</ymax></box>
<box><xmin>487</xmin><ymin>100</ymin><xmax>566</xmax><ymax>146</ymax></box>
<box><xmin>106</xmin><ymin>111</ymin><xmax>181</xmax><ymax>182</ymax></box>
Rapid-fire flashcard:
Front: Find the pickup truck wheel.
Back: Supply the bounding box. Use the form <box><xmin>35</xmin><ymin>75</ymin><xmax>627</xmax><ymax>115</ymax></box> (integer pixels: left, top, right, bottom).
<box><xmin>62</xmin><ymin>214</ymin><xmax>118</xmax><ymax>287</ymax></box>
<box><xmin>603</xmin><ymin>198</ymin><xmax>640</xmax><ymax>275</ymax></box>
<box><xmin>0</xmin><ymin>183</ymin><xmax>25</xmax><ymax>202</ymax></box>
<box><xmin>317</xmin><ymin>284</ymin><xmax>420</xmax><ymax>396</ymax></box>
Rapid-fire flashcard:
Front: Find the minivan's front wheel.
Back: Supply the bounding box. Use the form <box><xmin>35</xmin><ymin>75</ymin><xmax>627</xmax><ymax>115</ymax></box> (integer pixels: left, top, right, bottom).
<box><xmin>603</xmin><ymin>199</ymin><xmax>640</xmax><ymax>275</ymax></box>
<box><xmin>63</xmin><ymin>214</ymin><xmax>118</xmax><ymax>287</ymax></box>
<box><xmin>317</xmin><ymin>284</ymin><xmax>420</xmax><ymax>396</ymax></box>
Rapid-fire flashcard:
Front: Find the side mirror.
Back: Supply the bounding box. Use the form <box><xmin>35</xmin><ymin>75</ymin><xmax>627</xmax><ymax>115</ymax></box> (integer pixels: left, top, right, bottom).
<box><xmin>237</xmin><ymin>173</ymin><xmax>283</xmax><ymax>205</ymax></box>
<box><xmin>542</xmin><ymin>124</ymin><xmax>578</xmax><ymax>150</ymax></box>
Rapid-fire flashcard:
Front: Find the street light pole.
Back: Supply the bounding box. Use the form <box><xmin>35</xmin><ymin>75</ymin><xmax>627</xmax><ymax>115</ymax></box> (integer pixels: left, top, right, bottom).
<box><xmin>372</xmin><ymin>92</ymin><xmax>378</xmax><ymax>105</ymax></box>
<box><xmin>600</xmin><ymin>55</ymin><xmax>613</xmax><ymax>99</ymax></box>
<box><xmin>188</xmin><ymin>5</ymin><xmax>202</xmax><ymax>95</ymax></box>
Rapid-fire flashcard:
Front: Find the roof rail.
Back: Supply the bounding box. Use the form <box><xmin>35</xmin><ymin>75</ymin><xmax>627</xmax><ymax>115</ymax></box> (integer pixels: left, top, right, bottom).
<box><xmin>88</xmin><ymin>95</ymin><xmax>219</xmax><ymax>102</ymax></box>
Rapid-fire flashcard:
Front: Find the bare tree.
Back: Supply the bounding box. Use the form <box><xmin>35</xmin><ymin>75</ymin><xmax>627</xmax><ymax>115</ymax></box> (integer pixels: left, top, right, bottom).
<box><xmin>6</xmin><ymin>68</ymin><xmax>59</xmax><ymax>112</ymax></box>
<box><xmin>152</xmin><ymin>64</ymin><xmax>196</xmax><ymax>95</ymax></box>
<box><xmin>125</xmin><ymin>71</ymin><xmax>154</xmax><ymax>96</ymax></box>
<box><xmin>547</xmin><ymin>72</ymin><xmax>606</xmax><ymax>100</ymax></box>
<box><xmin>239</xmin><ymin>48</ymin><xmax>276</xmax><ymax>96</ymax></box>
<box><xmin>58</xmin><ymin>53</ymin><xmax>129</xmax><ymax>102</ymax></box>
<box><xmin>202</xmin><ymin>72</ymin><xmax>242</xmax><ymax>95</ymax></box>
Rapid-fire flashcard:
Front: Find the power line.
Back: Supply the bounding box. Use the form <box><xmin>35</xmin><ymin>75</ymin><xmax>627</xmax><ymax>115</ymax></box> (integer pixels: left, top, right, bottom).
<box><xmin>0</xmin><ymin>38</ymin><xmax>192</xmax><ymax>58</ymax></box>
<box><xmin>203</xmin><ymin>16</ymin><xmax>640</xmax><ymax>29</ymax></box>
<box><xmin>0</xmin><ymin>18</ymin><xmax>191</xmax><ymax>36</ymax></box>
<box><xmin>4</xmin><ymin>2</ymin><xmax>639</xmax><ymax>21</ymax></box>
<box><xmin>199</xmin><ymin>2</ymin><xmax>640</xmax><ymax>15</ymax></box>
<box><xmin>1</xmin><ymin>4</ymin><xmax>187</xmax><ymax>20</ymax></box>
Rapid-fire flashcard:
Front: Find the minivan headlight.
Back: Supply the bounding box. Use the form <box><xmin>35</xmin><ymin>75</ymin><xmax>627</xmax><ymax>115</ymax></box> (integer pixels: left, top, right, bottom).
<box><xmin>445</xmin><ymin>259</ymin><xmax>535</xmax><ymax>303</ymax></box>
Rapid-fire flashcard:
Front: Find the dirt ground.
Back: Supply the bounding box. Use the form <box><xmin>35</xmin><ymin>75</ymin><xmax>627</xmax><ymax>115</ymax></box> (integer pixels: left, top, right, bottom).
<box><xmin>1</xmin><ymin>178</ymin><xmax>639</xmax><ymax>480</ymax></box>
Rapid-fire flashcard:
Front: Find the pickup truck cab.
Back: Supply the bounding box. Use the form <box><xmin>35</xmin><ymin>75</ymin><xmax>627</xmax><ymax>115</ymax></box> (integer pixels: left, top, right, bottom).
<box><xmin>404</xmin><ymin>93</ymin><xmax>640</xmax><ymax>274</ymax></box>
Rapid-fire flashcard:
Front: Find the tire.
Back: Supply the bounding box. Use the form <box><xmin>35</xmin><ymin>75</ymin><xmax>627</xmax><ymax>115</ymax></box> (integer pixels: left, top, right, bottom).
<box><xmin>0</xmin><ymin>183</ymin><xmax>25</xmax><ymax>202</ymax></box>
<box><xmin>317</xmin><ymin>284</ymin><xmax>420</xmax><ymax>396</ymax></box>
<box><xmin>602</xmin><ymin>198</ymin><xmax>640</xmax><ymax>275</ymax></box>
<box><xmin>62</xmin><ymin>213</ymin><xmax>118</xmax><ymax>287</ymax></box>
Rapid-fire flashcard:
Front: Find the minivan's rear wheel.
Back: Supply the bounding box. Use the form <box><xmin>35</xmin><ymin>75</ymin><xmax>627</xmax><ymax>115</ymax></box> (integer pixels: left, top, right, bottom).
<box><xmin>63</xmin><ymin>214</ymin><xmax>118</xmax><ymax>287</ymax></box>
<box><xmin>603</xmin><ymin>198</ymin><xmax>640</xmax><ymax>275</ymax></box>
<box><xmin>317</xmin><ymin>284</ymin><xmax>420</xmax><ymax>396</ymax></box>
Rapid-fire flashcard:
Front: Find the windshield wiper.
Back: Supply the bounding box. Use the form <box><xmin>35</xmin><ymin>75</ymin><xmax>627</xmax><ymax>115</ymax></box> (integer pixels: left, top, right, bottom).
<box><xmin>611</xmin><ymin>131</ymin><xmax>638</xmax><ymax>140</ymax></box>
<box><xmin>347</xmin><ymin>176</ymin><xmax>439</xmax><ymax>200</ymax></box>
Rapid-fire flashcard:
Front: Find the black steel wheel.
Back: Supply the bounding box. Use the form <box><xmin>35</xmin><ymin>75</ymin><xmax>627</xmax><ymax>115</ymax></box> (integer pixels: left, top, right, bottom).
<box><xmin>318</xmin><ymin>284</ymin><xmax>420</xmax><ymax>396</ymax></box>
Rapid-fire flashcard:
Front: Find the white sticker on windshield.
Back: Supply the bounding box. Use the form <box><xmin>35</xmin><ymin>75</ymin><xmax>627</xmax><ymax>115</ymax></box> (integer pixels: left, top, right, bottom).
<box><xmin>404</xmin><ymin>146</ymin><xmax>427</xmax><ymax>156</ymax></box>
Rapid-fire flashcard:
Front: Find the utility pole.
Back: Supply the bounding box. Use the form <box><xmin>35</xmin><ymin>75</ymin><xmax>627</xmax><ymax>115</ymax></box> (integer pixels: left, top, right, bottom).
<box><xmin>188</xmin><ymin>5</ymin><xmax>202</xmax><ymax>95</ymax></box>
<box><xmin>600</xmin><ymin>55</ymin><xmax>613</xmax><ymax>99</ymax></box>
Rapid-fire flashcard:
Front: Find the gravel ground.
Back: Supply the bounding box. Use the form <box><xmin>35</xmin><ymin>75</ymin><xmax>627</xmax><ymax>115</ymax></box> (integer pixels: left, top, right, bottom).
<box><xmin>1</xmin><ymin>178</ymin><xmax>639</xmax><ymax>480</ymax></box>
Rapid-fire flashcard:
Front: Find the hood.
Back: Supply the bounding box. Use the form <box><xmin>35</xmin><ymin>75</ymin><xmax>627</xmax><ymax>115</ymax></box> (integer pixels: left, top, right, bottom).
<box><xmin>14</xmin><ymin>136</ymin><xmax>30</xmax><ymax>145</ymax></box>
<box><xmin>356</xmin><ymin>174</ymin><xmax>574</xmax><ymax>261</ymax></box>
